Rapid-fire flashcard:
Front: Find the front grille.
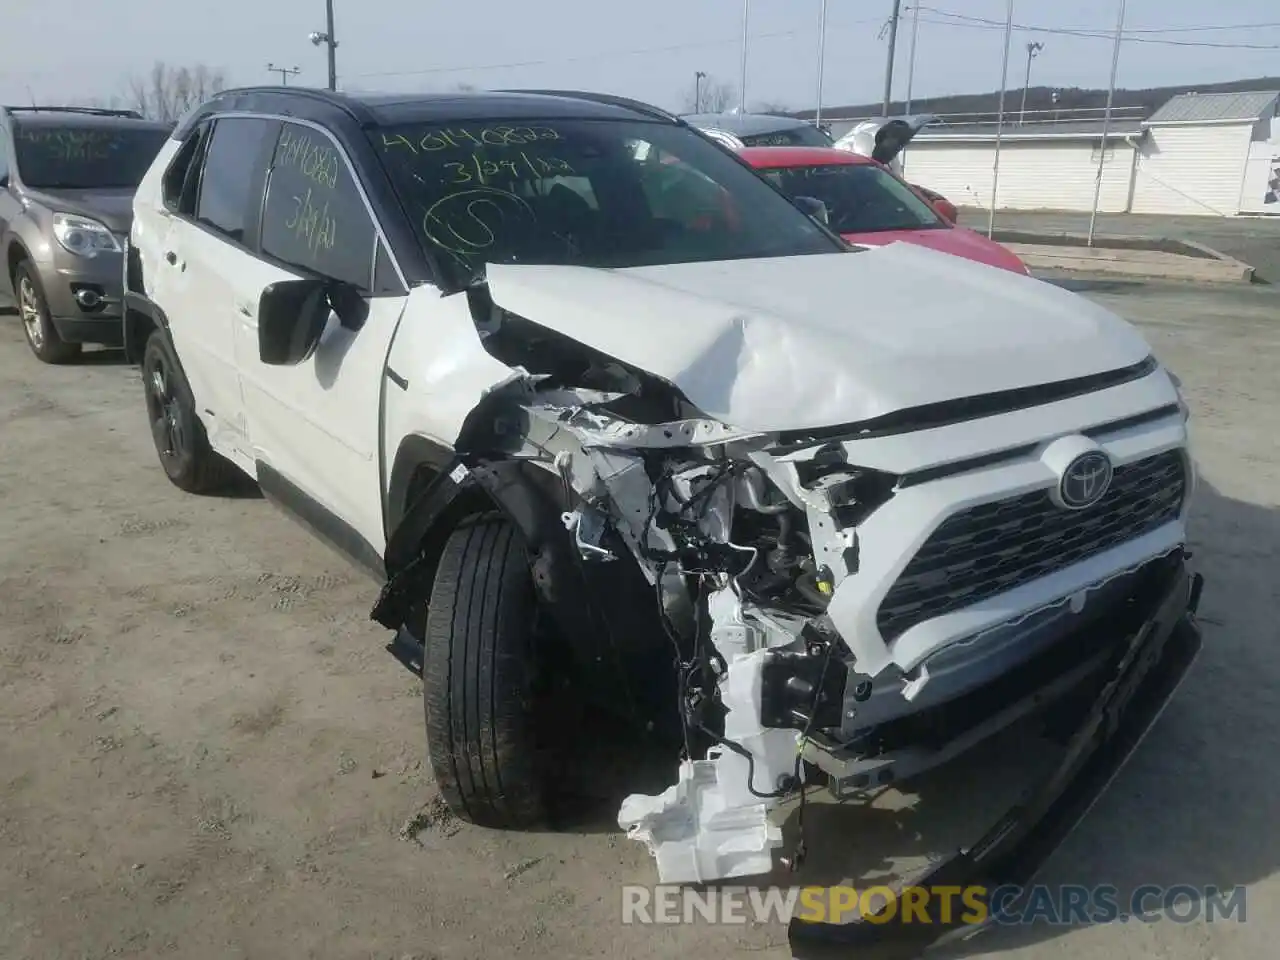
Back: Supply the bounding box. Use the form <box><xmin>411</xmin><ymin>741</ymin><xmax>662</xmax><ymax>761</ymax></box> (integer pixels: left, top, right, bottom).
<box><xmin>876</xmin><ymin>450</ymin><xmax>1187</xmax><ymax>641</ymax></box>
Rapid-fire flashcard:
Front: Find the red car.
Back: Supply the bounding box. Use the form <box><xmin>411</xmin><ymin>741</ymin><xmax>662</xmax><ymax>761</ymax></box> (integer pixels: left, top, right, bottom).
<box><xmin>738</xmin><ymin>145</ymin><xmax>1028</xmax><ymax>275</ymax></box>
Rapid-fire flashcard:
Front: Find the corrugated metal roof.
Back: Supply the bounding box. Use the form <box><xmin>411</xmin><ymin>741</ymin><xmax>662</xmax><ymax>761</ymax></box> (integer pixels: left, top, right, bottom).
<box><xmin>1146</xmin><ymin>90</ymin><xmax>1280</xmax><ymax>125</ymax></box>
<box><xmin>915</xmin><ymin>119</ymin><xmax>1144</xmax><ymax>142</ymax></box>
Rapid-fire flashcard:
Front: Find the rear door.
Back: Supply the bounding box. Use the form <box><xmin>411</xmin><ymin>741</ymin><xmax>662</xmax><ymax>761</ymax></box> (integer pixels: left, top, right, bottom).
<box><xmin>150</xmin><ymin>116</ymin><xmax>279</xmax><ymax>467</ymax></box>
<box><xmin>232</xmin><ymin>120</ymin><xmax>410</xmax><ymax>560</ymax></box>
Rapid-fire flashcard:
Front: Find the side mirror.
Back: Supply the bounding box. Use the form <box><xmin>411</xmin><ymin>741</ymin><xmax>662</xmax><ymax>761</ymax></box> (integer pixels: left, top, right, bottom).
<box><xmin>793</xmin><ymin>195</ymin><xmax>829</xmax><ymax>225</ymax></box>
<box><xmin>0</xmin><ymin>172</ymin><xmax>9</xmax><ymax>189</ymax></box>
<box><xmin>258</xmin><ymin>277</ymin><xmax>333</xmax><ymax>366</ymax></box>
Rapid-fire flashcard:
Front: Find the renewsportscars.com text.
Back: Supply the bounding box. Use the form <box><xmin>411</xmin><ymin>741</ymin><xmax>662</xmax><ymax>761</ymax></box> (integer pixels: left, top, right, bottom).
<box><xmin>621</xmin><ymin>884</ymin><xmax>1247</xmax><ymax>927</ymax></box>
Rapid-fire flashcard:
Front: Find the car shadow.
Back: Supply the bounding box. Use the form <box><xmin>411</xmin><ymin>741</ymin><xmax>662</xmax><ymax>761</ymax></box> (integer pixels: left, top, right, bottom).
<box><xmin>78</xmin><ymin>346</ymin><xmax>130</xmax><ymax>365</ymax></box>
<box><xmin>213</xmin><ymin>473</ymin><xmax>265</xmax><ymax>500</ymax></box>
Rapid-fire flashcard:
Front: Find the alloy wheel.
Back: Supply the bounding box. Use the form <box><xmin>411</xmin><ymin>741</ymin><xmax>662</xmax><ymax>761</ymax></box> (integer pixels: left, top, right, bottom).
<box><xmin>17</xmin><ymin>276</ymin><xmax>44</xmax><ymax>349</ymax></box>
<box><xmin>146</xmin><ymin>357</ymin><xmax>185</xmax><ymax>462</ymax></box>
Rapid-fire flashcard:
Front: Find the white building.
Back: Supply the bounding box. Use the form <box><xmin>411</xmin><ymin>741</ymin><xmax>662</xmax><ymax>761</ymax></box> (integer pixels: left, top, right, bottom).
<box><xmin>1132</xmin><ymin>91</ymin><xmax>1279</xmax><ymax>216</ymax></box>
<box><xmin>837</xmin><ymin>90</ymin><xmax>1279</xmax><ymax>218</ymax></box>
<box><xmin>899</xmin><ymin>118</ymin><xmax>1143</xmax><ymax>214</ymax></box>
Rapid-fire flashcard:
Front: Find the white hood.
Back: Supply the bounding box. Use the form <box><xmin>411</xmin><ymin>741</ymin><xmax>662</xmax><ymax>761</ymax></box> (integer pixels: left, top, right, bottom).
<box><xmin>484</xmin><ymin>241</ymin><xmax>1152</xmax><ymax>435</ymax></box>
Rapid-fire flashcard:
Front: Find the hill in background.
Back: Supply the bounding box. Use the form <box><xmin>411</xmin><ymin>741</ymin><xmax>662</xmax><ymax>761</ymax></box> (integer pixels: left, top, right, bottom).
<box><xmin>791</xmin><ymin>75</ymin><xmax>1280</xmax><ymax>121</ymax></box>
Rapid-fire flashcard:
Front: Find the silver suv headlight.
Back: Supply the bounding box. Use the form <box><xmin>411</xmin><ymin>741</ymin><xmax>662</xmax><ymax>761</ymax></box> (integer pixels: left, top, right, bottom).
<box><xmin>52</xmin><ymin>213</ymin><xmax>123</xmax><ymax>258</ymax></box>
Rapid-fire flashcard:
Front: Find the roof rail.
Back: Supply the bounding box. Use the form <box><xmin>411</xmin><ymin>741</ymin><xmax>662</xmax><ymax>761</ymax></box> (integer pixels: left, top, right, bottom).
<box><xmin>496</xmin><ymin>89</ymin><xmax>680</xmax><ymax>123</ymax></box>
<box><xmin>196</xmin><ymin>85</ymin><xmax>373</xmax><ymax>124</ymax></box>
<box><xmin>3</xmin><ymin>105</ymin><xmax>146</xmax><ymax>119</ymax></box>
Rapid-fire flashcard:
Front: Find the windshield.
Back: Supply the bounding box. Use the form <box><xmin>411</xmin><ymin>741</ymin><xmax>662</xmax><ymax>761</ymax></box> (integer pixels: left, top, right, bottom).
<box><xmin>371</xmin><ymin>118</ymin><xmax>842</xmax><ymax>279</ymax></box>
<box><xmin>759</xmin><ymin>163</ymin><xmax>945</xmax><ymax>235</ymax></box>
<box><xmin>737</xmin><ymin>125</ymin><xmax>833</xmax><ymax>148</ymax></box>
<box><xmin>12</xmin><ymin>123</ymin><xmax>169</xmax><ymax>190</ymax></box>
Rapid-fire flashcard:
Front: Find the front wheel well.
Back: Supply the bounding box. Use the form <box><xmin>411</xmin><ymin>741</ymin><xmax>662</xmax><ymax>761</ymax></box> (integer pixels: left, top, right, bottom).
<box><xmin>123</xmin><ymin>303</ymin><xmax>158</xmax><ymax>365</ymax></box>
<box><xmin>7</xmin><ymin>241</ymin><xmax>30</xmax><ymax>285</ymax></box>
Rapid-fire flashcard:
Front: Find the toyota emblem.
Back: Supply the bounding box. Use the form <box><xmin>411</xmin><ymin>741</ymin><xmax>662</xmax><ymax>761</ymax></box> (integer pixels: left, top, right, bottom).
<box><xmin>1058</xmin><ymin>451</ymin><xmax>1113</xmax><ymax>509</ymax></box>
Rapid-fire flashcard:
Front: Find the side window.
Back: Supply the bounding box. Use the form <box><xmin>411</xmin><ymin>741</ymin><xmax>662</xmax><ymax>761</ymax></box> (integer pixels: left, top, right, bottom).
<box><xmin>162</xmin><ymin>123</ymin><xmax>210</xmax><ymax>215</ymax></box>
<box><xmin>195</xmin><ymin>117</ymin><xmax>276</xmax><ymax>243</ymax></box>
<box><xmin>0</xmin><ymin>135</ymin><xmax>9</xmax><ymax>181</ymax></box>
<box><xmin>260</xmin><ymin>122</ymin><xmax>378</xmax><ymax>291</ymax></box>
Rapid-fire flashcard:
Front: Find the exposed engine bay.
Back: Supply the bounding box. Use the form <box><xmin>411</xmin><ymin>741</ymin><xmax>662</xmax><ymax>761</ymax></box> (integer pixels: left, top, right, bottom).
<box><xmin>460</xmin><ymin>295</ymin><xmax>948</xmax><ymax>883</ymax></box>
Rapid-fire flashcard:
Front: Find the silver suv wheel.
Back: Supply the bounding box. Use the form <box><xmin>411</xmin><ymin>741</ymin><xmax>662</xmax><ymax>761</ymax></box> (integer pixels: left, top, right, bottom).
<box><xmin>17</xmin><ymin>274</ymin><xmax>44</xmax><ymax>350</ymax></box>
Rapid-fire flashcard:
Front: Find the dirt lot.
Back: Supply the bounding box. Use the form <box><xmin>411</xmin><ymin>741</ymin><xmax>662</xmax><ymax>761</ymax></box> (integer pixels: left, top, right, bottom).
<box><xmin>1</xmin><ymin>280</ymin><xmax>1278</xmax><ymax>960</ymax></box>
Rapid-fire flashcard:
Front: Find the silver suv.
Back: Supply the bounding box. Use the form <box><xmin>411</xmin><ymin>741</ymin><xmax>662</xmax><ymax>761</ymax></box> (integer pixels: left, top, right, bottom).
<box><xmin>0</xmin><ymin>106</ymin><xmax>169</xmax><ymax>363</ymax></box>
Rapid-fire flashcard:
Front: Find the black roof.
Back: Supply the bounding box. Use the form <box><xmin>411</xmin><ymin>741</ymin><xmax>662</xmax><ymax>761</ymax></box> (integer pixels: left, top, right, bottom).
<box><xmin>177</xmin><ymin>86</ymin><xmax>679</xmax><ymax>136</ymax></box>
<box><xmin>3</xmin><ymin>106</ymin><xmax>168</xmax><ymax>130</ymax></box>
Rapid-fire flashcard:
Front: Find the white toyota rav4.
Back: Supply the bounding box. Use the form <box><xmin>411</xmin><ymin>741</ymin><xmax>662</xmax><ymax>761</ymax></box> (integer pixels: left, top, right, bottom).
<box><xmin>125</xmin><ymin>87</ymin><xmax>1203</xmax><ymax>913</ymax></box>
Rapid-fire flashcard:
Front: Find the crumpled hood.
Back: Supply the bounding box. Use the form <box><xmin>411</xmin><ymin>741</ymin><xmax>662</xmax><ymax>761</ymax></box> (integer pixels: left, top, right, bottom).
<box><xmin>484</xmin><ymin>241</ymin><xmax>1152</xmax><ymax>434</ymax></box>
<box><xmin>22</xmin><ymin>187</ymin><xmax>134</xmax><ymax>234</ymax></box>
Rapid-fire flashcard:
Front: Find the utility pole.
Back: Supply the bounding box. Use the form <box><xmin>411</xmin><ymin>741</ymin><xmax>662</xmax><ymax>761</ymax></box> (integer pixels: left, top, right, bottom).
<box><xmin>694</xmin><ymin>71</ymin><xmax>706</xmax><ymax>112</ymax></box>
<box><xmin>739</xmin><ymin>0</ymin><xmax>750</xmax><ymax>112</ymax></box>
<box><xmin>900</xmin><ymin>3</ymin><xmax>922</xmax><ymax>176</ymax></box>
<box><xmin>324</xmin><ymin>0</ymin><xmax>337</xmax><ymax>90</ymax></box>
<box><xmin>987</xmin><ymin>0</ymin><xmax>1014</xmax><ymax>238</ymax></box>
<box><xmin>881</xmin><ymin>0</ymin><xmax>903</xmax><ymax>117</ymax></box>
<box><xmin>815</xmin><ymin>0</ymin><xmax>828</xmax><ymax>127</ymax></box>
<box><xmin>309</xmin><ymin>0</ymin><xmax>339</xmax><ymax>91</ymax></box>
<box><xmin>267</xmin><ymin>63</ymin><xmax>301</xmax><ymax>86</ymax></box>
<box><xmin>1088</xmin><ymin>0</ymin><xmax>1127</xmax><ymax>246</ymax></box>
<box><xmin>1019</xmin><ymin>42</ymin><xmax>1044</xmax><ymax>124</ymax></box>
<box><xmin>904</xmin><ymin>2</ymin><xmax>922</xmax><ymax>116</ymax></box>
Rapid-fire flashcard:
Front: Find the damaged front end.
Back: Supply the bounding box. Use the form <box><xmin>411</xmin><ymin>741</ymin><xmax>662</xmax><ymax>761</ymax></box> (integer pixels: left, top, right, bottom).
<box><xmin>374</xmin><ymin>276</ymin><xmax>1202</xmax><ymax>931</ymax></box>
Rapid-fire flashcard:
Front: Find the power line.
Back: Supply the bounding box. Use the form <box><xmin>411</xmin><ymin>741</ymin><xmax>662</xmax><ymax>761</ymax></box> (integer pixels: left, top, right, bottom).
<box><xmin>912</xmin><ymin>7</ymin><xmax>1280</xmax><ymax>49</ymax></box>
<box><xmin>350</xmin><ymin>17</ymin><xmax>886</xmax><ymax>81</ymax></box>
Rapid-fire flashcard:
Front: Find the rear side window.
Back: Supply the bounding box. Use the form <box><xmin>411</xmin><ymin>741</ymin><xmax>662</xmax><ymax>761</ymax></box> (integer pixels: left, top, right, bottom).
<box><xmin>196</xmin><ymin>117</ymin><xmax>276</xmax><ymax>243</ymax></box>
<box><xmin>260</xmin><ymin>121</ymin><xmax>378</xmax><ymax>291</ymax></box>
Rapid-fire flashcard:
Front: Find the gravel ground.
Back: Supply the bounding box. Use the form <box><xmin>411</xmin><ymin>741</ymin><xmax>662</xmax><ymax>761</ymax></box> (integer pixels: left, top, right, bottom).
<box><xmin>1</xmin><ymin>280</ymin><xmax>1278</xmax><ymax>960</ymax></box>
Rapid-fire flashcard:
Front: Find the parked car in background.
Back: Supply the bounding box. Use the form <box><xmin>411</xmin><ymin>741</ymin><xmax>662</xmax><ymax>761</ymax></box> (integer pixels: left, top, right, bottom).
<box><xmin>833</xmin><ymin>113</ymin><xmax>961</xmax><ymax>221</ymax></box>
<box><xmin>0</xmin><ymin>106</ymin><xmax>170</xmax><ymax>363</ymax></box>
<box><xmin>741</xmin><ymin>145</ymin><xmax>1029</xmax><ymax>274</ymax></box>
<box><xmin>683</xmin><ymin>110</ymin><xmax>834</xmax><ymax>148</ymax></box>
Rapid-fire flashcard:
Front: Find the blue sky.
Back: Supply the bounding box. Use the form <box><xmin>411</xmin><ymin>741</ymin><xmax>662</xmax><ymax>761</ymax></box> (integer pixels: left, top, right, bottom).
<box><xmin>3</xmin><ymin>0</ymin><xmax>1278</xmax><ymax>112</ymax></box>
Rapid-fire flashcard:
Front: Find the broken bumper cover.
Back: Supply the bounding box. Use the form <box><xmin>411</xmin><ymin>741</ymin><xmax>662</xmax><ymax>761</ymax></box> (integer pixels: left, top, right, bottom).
<box><xmin>789</xmin><ymin>559</ymin><xmax>1204</xmax><ymax>954</ymax></box>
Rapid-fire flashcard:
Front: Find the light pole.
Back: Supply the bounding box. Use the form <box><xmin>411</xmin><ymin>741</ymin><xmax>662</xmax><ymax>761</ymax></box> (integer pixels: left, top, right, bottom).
<box><xmin>1019</xmin><ymin>41</ymin><xmax>1044</xmax><ymax>124</ymax></box>
<box><xmin>815</xmin><ymin>0</ymin><xmax>828</xmax><ymax>127</ymax></box>
<box><xmin>694</xmin><ymin>70</ymin><xmax>707</xmax><ymax>112</ymax></box>
<box><xmin>309</xmin><ymin>0</ymin><xmax>338</xmax><ymax>91</ymax></box>
<box><xmin>1088</xmin><ymin>0</ymin><xmax>1127</xmax><ymax>246</ymax></box>
<box><xmin>881</xmin><ymin>0</ymin><xmax>903</xmax><ymax>117</ymax></box>
<box><xmin>988</xmin><ymin>0</ymin><xmax>1014</xmax><ymax>239</ymax></box>
<box><xmin>739</xmin><ymin>0</ymin><xmax>750</xmax><ymax>112</ymax></box>
<box><xmin>267</xmin><ymin>63</ymin><xmax>301</xmax><ymax>86</ymax></box>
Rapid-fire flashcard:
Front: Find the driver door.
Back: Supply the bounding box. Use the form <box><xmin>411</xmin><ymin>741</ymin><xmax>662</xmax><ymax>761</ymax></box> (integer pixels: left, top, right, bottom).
<box><xmin>232</xmin><ymin>120</ymin><xmax>409</xmax><ymax>564</ymax></box>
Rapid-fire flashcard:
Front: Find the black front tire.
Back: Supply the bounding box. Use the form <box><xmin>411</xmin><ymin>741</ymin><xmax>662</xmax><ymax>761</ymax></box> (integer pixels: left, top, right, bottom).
<box><xmin>141</xmin><ymin>329</ymin><xmax>238</xmax><ymax>493</ymax></box>
<box><xmin>14</xmin><ymin>262</ymin><xmax>80</xmax><ymax>364</ymax></box>
<box><xmin>422</xmin><ymin>514</ymin><xmax>551</xmax><ymax>829</ymax></box>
